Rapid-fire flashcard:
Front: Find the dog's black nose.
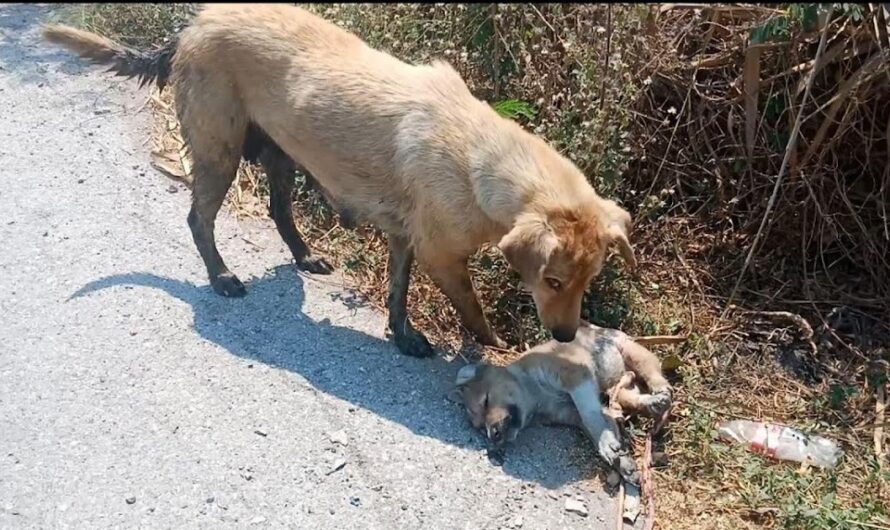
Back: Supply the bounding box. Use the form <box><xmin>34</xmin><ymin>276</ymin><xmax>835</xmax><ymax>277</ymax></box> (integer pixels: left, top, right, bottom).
<box><xmin>488</xmin><ymin>425</ymin><xmax>504</xmax><ymax>444</ymax></box>
<box><xmin>551</xmin><ymin>326</ymin><xmax>576</xmax><ymax>343</ymax></box>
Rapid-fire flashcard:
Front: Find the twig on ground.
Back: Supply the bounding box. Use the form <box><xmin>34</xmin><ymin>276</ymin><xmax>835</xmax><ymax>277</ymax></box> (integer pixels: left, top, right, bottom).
<box><xmin>642</xmin><ymin>431</ymin><xmax>655</xmax><ymax>530</ymax></box>
<box><xmin>633</xmin><ymin>335</ymin><xmax>688</xmax><ymax>346</ymax></box>
<box><xmin>876</xmin><ymin>383</ymin><xmax>887</xmax><ymax>473</ymax></box>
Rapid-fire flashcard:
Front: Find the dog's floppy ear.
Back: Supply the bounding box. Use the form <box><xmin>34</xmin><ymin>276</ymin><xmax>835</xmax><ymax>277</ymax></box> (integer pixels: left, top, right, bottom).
<box><xmin>448</xmin><ymin>362</ymin><xmax>488</xmax><ymax>403</ymax></box>
<box><xmin>498</xmin><ymin>212</ymin><xmax>558</xmax><ymax>283</ymax></box>
<box><xmin>455</xmin><ymin>363</ymin><xmax>480</xmax><ymax>386</ymax></box>
<box><xmin>448</xmin><ymin>363</ymin><xmax>484</xmax><ymax>403</ymax></box>
<box><xmin>601</xmin><ymin>200</ymin><xmax>637</xmax><ymax>269</ymax></box>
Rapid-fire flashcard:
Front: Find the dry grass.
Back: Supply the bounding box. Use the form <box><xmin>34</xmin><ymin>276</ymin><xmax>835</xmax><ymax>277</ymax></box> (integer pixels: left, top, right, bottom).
<box><xmin>69</xmin><ymin>3</ymin><xmax>890</xmax><ymax>529</ymax></box>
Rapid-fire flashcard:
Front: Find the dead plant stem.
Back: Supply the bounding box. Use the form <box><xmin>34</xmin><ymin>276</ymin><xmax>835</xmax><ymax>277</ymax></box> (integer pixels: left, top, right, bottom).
<box><xmin>720</xmin><ymin>9</ymin><xmax>834</xmax><ymax>321</ymax></box>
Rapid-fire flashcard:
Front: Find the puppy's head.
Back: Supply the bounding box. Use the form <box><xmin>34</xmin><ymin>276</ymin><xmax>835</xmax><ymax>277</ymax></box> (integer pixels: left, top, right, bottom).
<box><xmin>498</xmin><ymin>201</ymin><xmax>635</xmax><ymax>343</ymax></box>
<box><xmin>451</xmin><ymin>363</ymin><xmax>527</xmax><ymax>447</ymax></box>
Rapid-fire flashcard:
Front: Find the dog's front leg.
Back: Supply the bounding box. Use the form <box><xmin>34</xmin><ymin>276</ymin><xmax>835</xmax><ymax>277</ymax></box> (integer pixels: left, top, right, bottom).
<box><xmin>386</xmin><ymin>235</ymin><xmax>435</xmax><ymax>358</ymax></box>
<box><xmin>569</xmin><ymin>378</ymin><xmax>640</xmax><ymax>485</ymax></box>
<box><xmin>423</xmin><ymin>254</ymin><xmax>505</xmax><ymax>349</ymax></box>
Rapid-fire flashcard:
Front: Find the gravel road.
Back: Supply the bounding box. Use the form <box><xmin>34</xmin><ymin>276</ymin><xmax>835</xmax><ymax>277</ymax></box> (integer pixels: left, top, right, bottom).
<box><xmin>0</xmin><ymin>4</ymin><xmax>635</xmax><ymax>529</ymax></box>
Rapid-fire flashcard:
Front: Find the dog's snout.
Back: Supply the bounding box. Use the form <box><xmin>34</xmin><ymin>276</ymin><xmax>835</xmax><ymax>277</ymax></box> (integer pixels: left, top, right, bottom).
<box><xmin>551</xmin><ymin>326</ymin><xmax>577</xmax><ymax>343</ymax></box>
<box><xmin>487</xmin><ymin>424</ymin><xmax>504</xmax><ymax>444</ymax></box>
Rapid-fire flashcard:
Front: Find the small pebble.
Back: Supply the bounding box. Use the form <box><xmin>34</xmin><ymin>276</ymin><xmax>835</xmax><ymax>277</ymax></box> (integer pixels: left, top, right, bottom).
<box><xmin>329</xmin><ymin>430</ymin><xmax>348</xmax><ymax>446</ymax></box>
<box><xmin>606</xmin><ymin>470</ymin><xmax>621</xmax><ymax>488</ymax></box>
<box><xmin>327</xmin><ymin>458</ymin><xmax>347</xmax><ymax>475</ymax></box>
<box><xmin>125</xmin><ymin>497</ymin><xmax>136</xmax><ymax>505</ymax></box>
<box><xmin>206</xmin><ymin>497</ymin><xmax>215</xmax><ymax>504</ymax></box>
<box><xmin>250</xmin><ymin>515</ymin><xmax>266</xmax><ymax>525</ymax></box>
<box><xmin>564</xmin><ymin>499</ymin><xmax>588</xmax><ymax>517</ymax></box>
<box><xmin>510</xmin><ymin>515</ymin><xmax>524</xmax><ymax>528</ymax></box>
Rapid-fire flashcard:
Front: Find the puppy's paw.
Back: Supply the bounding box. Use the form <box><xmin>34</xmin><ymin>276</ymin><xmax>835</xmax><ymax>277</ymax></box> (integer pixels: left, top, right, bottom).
<box><xmin>297</xmin><ymin>255</ymin><xmax>334</xmax><ymax>275</ymax></box>
<box><xmin>642</xmin><ymin>388</ymin><xmax>673</xmax><ymax>419</ymax></box>
<box><xmin>393</xmin><ymin>327</ymin><xmax>435</xmax><ymax>358</ymax></box>
<box><xmin>618</xmin><ymin>453</ymin><xmax>641</xmax><ymax>486</ymax></box>
<box><xmin>597</xmin><ymin>428</ymin><xmax>622</xmax><ymax>467</ymax></box>
<box><xmin>211</xmin><ymin>272</ymin><xmax>247</xmax><ymax>297</ymax></box>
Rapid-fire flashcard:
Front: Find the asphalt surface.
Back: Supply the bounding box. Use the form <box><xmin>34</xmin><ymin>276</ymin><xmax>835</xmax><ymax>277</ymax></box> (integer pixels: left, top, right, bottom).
<box><xmin>0</xmin><ymin>4</ymin><xmax>634</xmax><ymax>529</ymax></box>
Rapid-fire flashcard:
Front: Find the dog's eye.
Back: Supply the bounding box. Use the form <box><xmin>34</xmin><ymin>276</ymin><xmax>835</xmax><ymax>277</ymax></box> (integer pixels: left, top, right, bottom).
<box><xmin>545</xmin><ymin>278</ymin><xmax>562</xmax><ymax>291</ymax></box>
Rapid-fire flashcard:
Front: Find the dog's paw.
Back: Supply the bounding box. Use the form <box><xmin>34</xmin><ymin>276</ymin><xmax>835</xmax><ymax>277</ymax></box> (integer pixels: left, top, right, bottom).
<box><xmin>211</xmin><ymin>272</ymin><xmax>247</xmax><ymax>297</ymax></box>
<box><xmin>393</xmin><ymin>328</ymin><xmax>435</xmax><ymax>358</ymax></box>
<box><xmin>642</xmin><ymin>388</ymin><xmax>673</xmax><ymax>419</ymax></box>
<box><xmin>490</xmin><ymin>335</ymin><xmax>508</xmax><ymax>349</ymax></box>
<box><xmin>597</xmin><ymin>428</ymin><xmax>622</xmax><ymax>467</ymax></box>
<box><xmin>297</xmin><ymin>255</ymin><xmax>334</xmax><ymax>275</ymax></box>
<box><xmin>617</xmin><ymin>453</ymin><xmax>641</xmax><ymax>486</ymax></box>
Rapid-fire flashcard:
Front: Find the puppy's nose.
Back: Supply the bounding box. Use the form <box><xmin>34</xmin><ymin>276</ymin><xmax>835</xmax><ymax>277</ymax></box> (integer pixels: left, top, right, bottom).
<box><xmin>488</xmin><ymin>424</ymin><xmax>504</xmax><ymax>444</ymax></box>
<box><xmin>551</xmin><ymin>326</ymin><xmax>577</xmax><ymax>343</ymax></box>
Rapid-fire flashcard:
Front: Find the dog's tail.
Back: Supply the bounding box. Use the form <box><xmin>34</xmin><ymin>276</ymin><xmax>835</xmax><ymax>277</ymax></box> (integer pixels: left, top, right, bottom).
<box><xmin>41</xmin><ymin>24</ymin><xmax>177</xmax><ymax>90</ymax></box>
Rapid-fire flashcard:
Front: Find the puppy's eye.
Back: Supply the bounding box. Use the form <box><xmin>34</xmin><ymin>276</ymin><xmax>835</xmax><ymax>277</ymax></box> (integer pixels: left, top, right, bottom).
<box><xmin>545</xmin><ymin>278</ymin><xmax>562</xmax><ymax>291</ymax></box>
<box><xmin>507</xmin><ymin>404</ymin><xmax>521</xmax><ymax>428</ymax></box>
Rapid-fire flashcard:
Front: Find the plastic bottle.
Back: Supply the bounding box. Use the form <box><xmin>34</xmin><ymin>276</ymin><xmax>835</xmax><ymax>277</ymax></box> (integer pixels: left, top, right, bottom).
<box><xmin>716</xmin><ymin>420</ymin><xmax>843</xmax><ymax>469</ymax></box>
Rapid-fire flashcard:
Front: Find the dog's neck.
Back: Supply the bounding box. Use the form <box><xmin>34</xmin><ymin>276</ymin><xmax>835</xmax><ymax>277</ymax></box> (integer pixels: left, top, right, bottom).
<box><xmin>504</xmin><ymin>364</ymin><xmax>544</xmax><ymax>426</ymax></box>
<box><xmin>470</xmin><ymin>120</ymin><xmax>607</xmax><ymax>238</ymax></box>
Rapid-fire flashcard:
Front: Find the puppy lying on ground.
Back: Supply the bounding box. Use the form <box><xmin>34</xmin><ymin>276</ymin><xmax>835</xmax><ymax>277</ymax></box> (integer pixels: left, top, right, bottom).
<box><xmin>43</xmin><ymin>4</ymin><xmax>636</xmax><ymax>359</ymax></box>
<box><xmin>452</xmin><ymin>320</ymin><xmax>672</xmax><ymax>484</ymax></box>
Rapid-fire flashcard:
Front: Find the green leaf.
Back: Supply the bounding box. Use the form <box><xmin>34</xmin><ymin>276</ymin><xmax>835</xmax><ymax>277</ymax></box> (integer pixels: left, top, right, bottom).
<box><xmin>492</xmin><ymin>98</ymin><xmax>537</xmax><ymax>121</ymax></box>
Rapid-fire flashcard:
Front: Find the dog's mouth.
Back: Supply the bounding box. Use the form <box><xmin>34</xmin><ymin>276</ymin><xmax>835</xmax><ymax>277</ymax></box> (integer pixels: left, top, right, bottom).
<box><xmin>486</xmin><ymin>445</ymin><xmax>506</xmax><ymax>466</ymax></box>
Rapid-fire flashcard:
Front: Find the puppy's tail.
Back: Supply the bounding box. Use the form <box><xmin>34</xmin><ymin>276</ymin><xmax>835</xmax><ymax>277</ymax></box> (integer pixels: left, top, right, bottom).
<box><xmin>41</xmin><ymin>24</ymin><xmax>177</xmax><ymax>90</ymax></box>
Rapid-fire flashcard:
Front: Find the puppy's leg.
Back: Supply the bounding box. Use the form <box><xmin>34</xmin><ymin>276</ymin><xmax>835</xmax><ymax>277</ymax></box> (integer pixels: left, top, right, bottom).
<box><xmin>387</xmin><ymin>235</ymin><xmax>434</xmax><ymax>358</ymax></box>
<box><xmin>612</xmin><ymin>384</ymin><xmax>662</xmax><ymax>418</ymax></box>
<box><xmin>422</xmin><ymin>253</ymin><xmax>505</xmax><ymax>348</ymax></box>
<box><xmin>620</xmin><ymin>340</ymin><xmax>672</xmax><ymax>418</ymax></box>
<box><xmin>569</xmin><ymin>378</ymin><xmax>640</xmax><ymax>485</ymax></box>
<box><xmin>260</xmin><ymin>145</ymin><xmax>333</xmax><ymax>275</ymax></box>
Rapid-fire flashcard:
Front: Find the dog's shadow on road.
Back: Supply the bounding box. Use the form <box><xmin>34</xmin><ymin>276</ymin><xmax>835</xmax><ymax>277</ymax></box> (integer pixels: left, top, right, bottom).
<box><xmin>70</xmin><ymin>265</ymin><xmax>603</xmax><ymax>491</ymax></box>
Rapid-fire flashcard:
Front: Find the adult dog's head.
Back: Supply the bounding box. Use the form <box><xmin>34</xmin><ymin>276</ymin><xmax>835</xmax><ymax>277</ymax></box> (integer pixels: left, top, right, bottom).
<box><xmin>498</xmin><ymin>198</ymin><xmax>636</xmax><ymax>343</ymax></box>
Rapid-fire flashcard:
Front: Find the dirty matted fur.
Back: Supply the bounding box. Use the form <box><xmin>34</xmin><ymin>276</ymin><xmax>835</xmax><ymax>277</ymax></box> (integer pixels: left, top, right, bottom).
<box><xmin>42</xmin><ymin>4</ymin><xmax>637</xmax><ymax>358</ymax></box>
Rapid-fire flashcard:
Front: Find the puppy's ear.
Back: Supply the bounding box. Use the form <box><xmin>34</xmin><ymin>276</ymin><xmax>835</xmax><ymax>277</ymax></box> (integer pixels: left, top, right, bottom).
<box><xmin>455</xmin><ymin>363</ymin><xmax>480</xmax><ymax>386</ymax></box>
<box><xmin>600</xmin><ymin>200</ymin><xmax>637</xmax><ymax>269</ymax></box>
<box><xmin>498</xmin><ymin>213</ymin><xmax>558</xmax><ymax>283</ymax></box>
<box><xmin>448</xmin><ymin>363</ymin><xmax>482</xmax><ymax>404</ymax></box>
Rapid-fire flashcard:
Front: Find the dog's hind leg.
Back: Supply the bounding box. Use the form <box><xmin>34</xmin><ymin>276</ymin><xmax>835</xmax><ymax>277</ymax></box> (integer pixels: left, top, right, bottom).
<box><xmin>177</xmin><ymin>78</ymin><xmax>248</xmax><ymax>297</ymax></box>
<box><xmin>619</xmin><ymin>340</ymin><xmax>672</xmax><ymax>418</ymax></box>
<box><xmin>386</xmin><ymin>235</ymin><xmax>434</xmax><ymax>358</ymax></box>
<box><xmin>187</xmin><ymin>154</ymin><xmax>244</xmax><ymax>297</ymax></box>
<box><xmin>259</xmin><ymin>143</ymin><xmax>333</xmax><ymax>275</ymax></box>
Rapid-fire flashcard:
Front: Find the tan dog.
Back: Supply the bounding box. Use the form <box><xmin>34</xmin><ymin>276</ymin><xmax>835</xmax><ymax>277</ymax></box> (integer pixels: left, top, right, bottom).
<box><xmin>452</xmin><ymin>320</ymin><xmax>672</xmax><ymax>484</ymax></box>
<box><xmin>42</xmin><ymin>4</ymin><xmax>636</xmax><ymax>358</ymax></box>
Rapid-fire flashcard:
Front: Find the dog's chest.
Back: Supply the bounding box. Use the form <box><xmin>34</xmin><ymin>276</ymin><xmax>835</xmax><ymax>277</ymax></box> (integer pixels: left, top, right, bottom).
<box><xmin>527</xmin><ymin>378</ymin><xmax>579</xmax><ymax>426</ymax></box>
